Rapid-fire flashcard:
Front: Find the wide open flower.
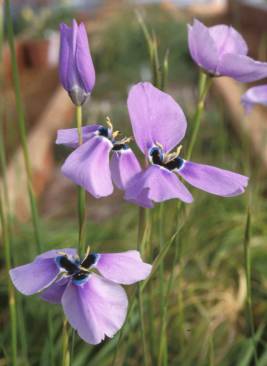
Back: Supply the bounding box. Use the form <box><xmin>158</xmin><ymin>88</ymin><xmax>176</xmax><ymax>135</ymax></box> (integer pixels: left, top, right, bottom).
<box><xmin>125</xmin><ymin>82</ymin><xmax>248</xmax><ymax>208</ymax></box>
<box><xmin>56</xmin><ymin>119</ymin><xmax>141</xmax><ymax>198</ymax></box>
<box><xmin>241</xmin><ymin>85</ymin><xmax>267</xmax><ymax>113</ymax></box>
<box><xmin>10</xmin><ymin>248</ymin><xmax>152</xmax><ymax>345</ymax></box>
<box><xmin>59</xmin><ymin>19</ymin><xmax>95</xmax><ymax>105</ymax></box>
<box><xmin>188</xmin><ymin>19</ymin><xmax>267</xmax><ymax>82</ymax></box>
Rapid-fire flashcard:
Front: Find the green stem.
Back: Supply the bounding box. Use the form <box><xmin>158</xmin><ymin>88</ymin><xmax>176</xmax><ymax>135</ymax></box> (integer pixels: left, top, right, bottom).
<box><xmin>48</xmin><ymin>310</ymin><xmax>55</xmax><ymax>366</ymax></box>
<box><xmin>69</xmin><ymin>329</ymin><xmax>76</xmax><ymax>366</ymax></box>
<box><xmin>76</xmin><ymin>106</ymin><xmax>87</xmax><ymax>256</ymax></box>
<box><xmin>243</xmin><ymin>208</ymin><xmax>258</xmax><ymax>365</ymax></box>
<box><xmin>137</xmin><ymin>207</ymin><xmax>150</xmax><ymax>366</ymax></box>
<box><xmin>0</xmin><ymin>192</ymin><xmax>17</xmax><ymax>366</ymax></box>
<box><xmin>186</xmin><ymin>71</ymin><xmax>213</xmax><ymax>160</ymax></box>
<box><xmin>61</xmin><ymin>320</ymin><xmax>70</xmax><ymax>366</ymax></box>
<box><xmin>158</xmin><ymin>203</ymin><xmax>167</xmax><ymax>366</ymax></box>
<box><xmin>5</xmin><ymin>0</ymin><xmax>42</xmax><ymax>252</ymax></box>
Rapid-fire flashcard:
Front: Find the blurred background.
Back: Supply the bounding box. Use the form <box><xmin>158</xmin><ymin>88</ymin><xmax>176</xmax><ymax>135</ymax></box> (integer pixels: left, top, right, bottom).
<box><xmin>2</xmin><ymin>0</ymin><xmax>267</xmax><ymax>365</ymax></box>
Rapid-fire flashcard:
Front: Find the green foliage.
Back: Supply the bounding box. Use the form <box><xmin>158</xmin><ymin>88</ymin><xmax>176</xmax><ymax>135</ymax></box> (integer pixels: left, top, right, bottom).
<box><xmin>93</xmin><ymin>6</ymin><xmax>196</xmax><ymax>99</ymax></box>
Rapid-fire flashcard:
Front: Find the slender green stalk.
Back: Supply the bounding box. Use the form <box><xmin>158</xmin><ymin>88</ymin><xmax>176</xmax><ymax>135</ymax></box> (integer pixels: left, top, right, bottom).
<box><xmin>5</xmin><ymin>0</ymin><xmax>42</xmax><ymax>251</ymax></box>
<box><xmin>0</xmin><ymin>192</ymin><xmax>17</xmax><ymax>366</ymax></box>
<box><xmin>158</xmin><ymin>203</ymin><xmax>167</xmax><ymax>366</ymax></box>
<box><xmin>61</xmin><ymin>320</ymin><xmax>70</xmax><ymax>366</ymax></box>
<box><xmin>186</xmin><ymin>71</ymin><xmax>213</xmax><ymax>160</ymax></box>
<box><xmin>76</xmin><ymin>105</ymin><xmax>87</xmax><ymax>255</ymax></box>
<box><xmin>48</xmin><ymin>310</ymin><xmax>55</xmax><ymax>366</ymax></box>
<box><xmin>243</xmin><ymin>208</ymin><xmax>258</xmax><ymax>365</ymax></box>
<box><xmin>160</xmin><ymin>49</ymin><xmax>169</xmax><ymax>92</ymax></box>
<box><xmin>137</xmin><ymin>207</ymin><xmax>150</xmax><ymax>366</ymax></box>
<box><xmin>16</xmin><ymin>297</ymin><xmax>29</xmax><ymax>365</ymax></box>
<box><xmin>69</xmin><ymin>329</ymin><xmax>76</xmax><ymax>366</ymax></box>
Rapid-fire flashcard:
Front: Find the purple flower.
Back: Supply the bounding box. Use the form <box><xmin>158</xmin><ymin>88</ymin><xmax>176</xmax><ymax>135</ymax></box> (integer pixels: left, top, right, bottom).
<box><xmin>188</xmin><ymin>19</ymin><xmax>267</xmax><ymax>82</ymax></box>
<box><xmin>59</xmin><ymin>20</ymin><xmax>95</xmax><ymax>105</ymax></box>
<box><xmin>124</xmin><ymin>82</ymin><xmax>248</xmax><ymax>208</ymax></box>
<box><xmin>241</xmin><ymin>85</ymin><xmax>267</xmax><ymax>113</ymax></box>
<box><xmin>56</xmin><ymin>120</ymin><xmax>141</xmax><ymax>198</ymax></box>
<box><xmin>10</xmin><ymin>248</ymin><xmax>152</xmax><ymax>345</ymax></box>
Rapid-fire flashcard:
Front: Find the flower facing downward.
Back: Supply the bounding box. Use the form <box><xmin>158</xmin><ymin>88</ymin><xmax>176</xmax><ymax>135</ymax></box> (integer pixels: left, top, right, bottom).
<box><xmin>56</xmin><ymin>118</ymin><xmax>141</xmax><ymax>198</ymax></box>
<box><xmin>188</xmin><ymin>19</ymin><xmax>267</xmax><ymax>82</ymax></box>
<box><xmin>125</xmin><ymin>82</ymin><xmax>248</xmax><ymax>208</ymax></box>
<box><xmin>9</xmin><ymin>248</ymin><xmax>152</xmax><ymax>345</ymax></box>
<box><xmin>59</xmin><ymin>19</ymin><xmax>95</xmax><ymax>105</ymax></box>
<box><xmin>241</xmin><ymin>85</ymin><xmax>267</xmax><ymax>113</ymax></box>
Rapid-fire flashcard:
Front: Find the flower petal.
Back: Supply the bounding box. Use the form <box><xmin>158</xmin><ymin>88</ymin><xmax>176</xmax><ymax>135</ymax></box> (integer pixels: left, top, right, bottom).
<box><xmin>9</xmin><ymin>258</ymin><xmax>59</xmax><ymax>296</ymax></box>
<box><xmin>62</xmin><ymin>274</ymin><xmax>128</xmax><ymax>345</ymax></box>
<box><xmin>177</xmin><ymin>160</ymin><xmax>248</xmax><ymax>197</ymax></box>
<box><xmin>61</xmin><ymin>136</ymin><xmax>113</xmax><ymax>198</ymax></box>
<box><xmin>125</xmin><ymin>165</ymin><xmax>193</xmax><ymax>207</ymax></box>
<box><xmin>127</xmin><ymin>82</ymin><xmax>187</xmax><ymax>154</ymax></box>
<box><xmin>218</xmin><ymin>54</ymin><xmax>267</xmax><ymax>82</ymax></box>
<box><xmin>95</xmin><ymin>251</ymin><xmax>152</xmax><ymax>285</ymax></box>
<box><xmin>39</xmin><ymin>278</ymin><xmax>69</xmax><ymax>304</ymax></box>
<box><xmin>209</xmin><ymin>25</ymin><xmax>248</xmax><ymax>57</ymax></box>
<box><xmin>60</xmin><ymin>20</ymin><xmax>79</xmax><ymax>91</ymax></box>
<box><xmin>110</xmin><ymin>148</ymin><xmax>142</xmax><ymax>190</ymax></box>
<box><xmin>59</xmin><ymin>23</ymin><xmax>72</xmax><ymax>91</ymax></box>
<box><xmin>188</xmin><ymin>19</ymin><xmax>219</xmax><ymax>74</ymax></box>
<box><xmin>36</xmin><ymin>248</ymin><xmax>77</xmax><ymax>260</ymax></box>
<box><xmin>241</xmin><ymin>85</ymin><xmax>267</xmax><ymax>113</ymax></box>
<box><xmin>56</xmin><ymin>125</ymin><xmax>100</xmax><ymax>148</ymax></box>
<box><xmin>76</xmin><ymin>23</ymin><xmax>95</xmax><ymax>93</ymax></box>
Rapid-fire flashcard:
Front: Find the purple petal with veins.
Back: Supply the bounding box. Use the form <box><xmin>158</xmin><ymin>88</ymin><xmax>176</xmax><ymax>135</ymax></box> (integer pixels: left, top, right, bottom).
<box><xmin>177</xmin><ymin>160</ymin><xmax>248</xmax><ymax>197</ymax></box>
<box><xmin>61</xmin><ymin>135</ymin><xmax>113</xmax><ymax>198</ymax></box>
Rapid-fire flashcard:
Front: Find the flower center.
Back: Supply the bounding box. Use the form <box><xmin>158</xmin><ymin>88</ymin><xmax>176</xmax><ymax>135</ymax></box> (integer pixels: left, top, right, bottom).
<box><xmin>97</xmin><ymin>117</ymin><xmax>132</xmax><ymax>152</ymax></box>
<box><xmin>149</xmin><ymin>146</ymin><xmax>184</xmax><ymax>171</ymax></box>
<box><xmin>55</xmin><ymin>251</ymin><xmax>99</xmax><ymax>285</ymax></box>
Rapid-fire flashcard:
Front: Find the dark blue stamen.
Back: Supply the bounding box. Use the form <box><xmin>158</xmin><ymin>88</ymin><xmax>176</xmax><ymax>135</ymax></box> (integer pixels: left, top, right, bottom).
<box><xmin>164</xmin><ymin>156</ymin><xmax>184</xmax><ymax>171</ymax></box>
<box><xmin>98</xmin><ymin>127</ymin><xmax>109</xmax><ymax>138</ymax></box>
<box><xmin>150</xmin><ymin>146</ymin><xmax>184</xmax><ymax>171</ymax></box>
<box><xmin>112</xmin><ymin>143</ymin><xmax>129</xmax><ymax>151</ymax></box>
<box><xmin>56</xmin><ymin>256</ymin><xmax>80</xmax><ymax>275</ymax></box>
<box><xmin>81</xmin><ymin>253</ymin><xmax>99</xmax><ymax>269</ymax></box>
<box><xmin>150</xmin><ymin>147</ymin><xmax>163</xmax><ymax>165</ymax></box>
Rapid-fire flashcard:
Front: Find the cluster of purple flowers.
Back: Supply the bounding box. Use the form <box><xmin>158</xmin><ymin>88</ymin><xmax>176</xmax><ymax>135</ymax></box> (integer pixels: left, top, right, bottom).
<box><xmin>10</xmin><ymin>18</ymin><xmax>267</xmax><ymax>345</ymax></box>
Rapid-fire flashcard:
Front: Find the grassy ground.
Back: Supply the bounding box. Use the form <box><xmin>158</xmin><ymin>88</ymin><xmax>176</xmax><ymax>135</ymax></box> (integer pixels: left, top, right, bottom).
<box><xmin>1</xmin><ymin>5</ymin><xmax>267</xmax><ymax>366</ymax></box>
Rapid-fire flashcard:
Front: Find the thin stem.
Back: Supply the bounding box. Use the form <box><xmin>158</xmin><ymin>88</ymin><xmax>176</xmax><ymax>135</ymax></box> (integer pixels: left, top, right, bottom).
<box><xmin>0</xmin><ymin>192</ymin><xmax>17</xmax><ymax>366</ymax></box>
<box><xmin>137</xmin><ymin>207</ymin><xmax>150</xmax><ymax>366</ymax></box>
<box><xmin>61</xmin><ymin>320</ymin><xmax>70</xmax><ymax>366</ymax></box>
<box><xmin>69</xmin><ymin>329</ymin><xmax>76</xmax><ymax>366</ymax></box>
<box><xmin>5</xmin><ymin>0</ymin><xmax>42</xmax><ymax>251</ymax></box>
<box><xmin>243</xmin><ymin>208</ymin><xmax>258</xmax><ymax>365</ymax></box>
<box><xmin>186</xmin><ymin>71</ymin><xmax>213</xmax><ymax>160</ymax></box>
<box><xmin>48</xmin><ymin>310</ymin><xmax>55</xmax><ymax>366</ymax></box>
<box><xmin>158</xmin><ymin>203</ymin><xmax>167</xmax><ymax>366</ymax></box>
<box><xmin>76</xmin><ymin>105</ymin><xmax>87</xmax><ymax>256</ymax></box>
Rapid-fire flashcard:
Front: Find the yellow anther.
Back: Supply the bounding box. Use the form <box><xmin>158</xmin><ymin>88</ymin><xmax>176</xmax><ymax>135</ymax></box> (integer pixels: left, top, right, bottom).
<box><xmin>176</xmin><ymin>145</ymin><xmax>183</xmax><ymax>156</ymax></box>
<box><xmin>164</xmin><ymin>145</ymin><xmax>183</xmax><ymax>163</ymax></box>
<box><xmin>57</xmin><ymin>251</ymin><xmax>67</xmax><ymax>256</ymax></box>
<box><xmin>112</xmin><ymin>130</ymin><xmax>120</xmax><ymax>139</ymax></box>
<box><xmin>84</xmin><ymin>246</ymin><xmax>90</xmax><ymax>258</ymax></box>
<box><xmin>155</xmin><ymin>141</ymin><xmax>164</xmax><ymax>150</ymax></box>
<box><xmin>106</xmin><ymin>116</ymin><xmax>113</xmax><ymax>130</ymax></box>
<box><xmin>120</xmin><ymin>136</ymin><xmax>132</xmax><ymax>144</ymax></box>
